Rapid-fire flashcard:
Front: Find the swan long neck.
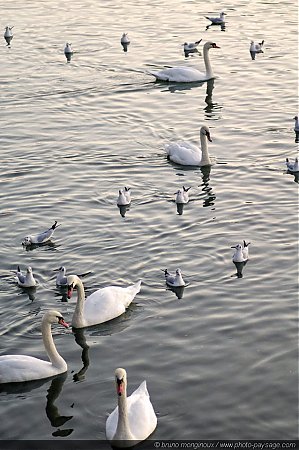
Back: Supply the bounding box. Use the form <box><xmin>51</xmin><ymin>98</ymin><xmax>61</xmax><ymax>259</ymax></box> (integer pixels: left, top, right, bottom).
<box><xmin>203</xmin><ymin>47</ymin><xmax>213</xmax><ymax>78</ymax></box>
<box><xmin>42</xmin><ymin>318</ymin><xmax>66</xmax><ymax>370</ymax></box>
<box><xmin>114</xmin><ymin>385</ymin><xmax>135</xmax><ymax>441</ymax></box>
<box><xmin>200</xmin><ymin>132</ymin><xmax>211</xmax><ymax>166</ymax></box>
<box><xmin>72</xmin><ymin>277</ymin><xmax>86</xmax><ymax>328</ymax></box>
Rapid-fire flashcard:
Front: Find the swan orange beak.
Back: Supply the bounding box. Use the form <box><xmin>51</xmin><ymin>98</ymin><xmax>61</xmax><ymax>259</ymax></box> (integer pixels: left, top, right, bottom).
<box><xmin>58</xmin><ymin>318</ymin><xmax>69</xmax><ymax>328</ymax></box>
<box><xmin>116</xmin><ymin>379</ymin><xmax>124</xmax><ymax>396</ymax></box>
<box><xmin>67</xmin><ymin>286</ymin><xmax>73</xmax><ymax>299</ymax></box>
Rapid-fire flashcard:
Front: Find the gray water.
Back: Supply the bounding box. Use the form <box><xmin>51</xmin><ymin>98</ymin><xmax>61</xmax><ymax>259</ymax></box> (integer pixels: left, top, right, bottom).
<box><xmin>0</xmin><ymin>0</ymin><xmax>298</xmax><ymax>444</ymax></box>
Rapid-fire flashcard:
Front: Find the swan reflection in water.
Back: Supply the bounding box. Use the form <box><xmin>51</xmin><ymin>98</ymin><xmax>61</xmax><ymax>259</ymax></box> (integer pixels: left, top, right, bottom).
<box><xmin>199</xmin><ymin>165</ymin><xmax>216</xmax><ymax>208</ymax></box>
<box><xmin>204</xmin><ymin>78</ymin><xmax>222</xmax><ymax>119</ymax></box>
<box><xmin>0</xmin><ymin>372</ymin><xmax>73</xmax><ymax>437</ymax></box>
<box><xmin>72</xmin><ymin>328</ymin><xmax>90</xmax><ymax>382</ymax></box>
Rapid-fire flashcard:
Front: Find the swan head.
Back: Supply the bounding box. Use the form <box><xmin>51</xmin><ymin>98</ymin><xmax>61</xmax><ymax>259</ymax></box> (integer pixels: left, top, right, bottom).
<box><xmin>67</xmin><ymin>274</ymin><xmax>81</xmax><ymax>299</ymax></box>
<box><xmin>42</xmin><ymin>309</ymin><xmax>69</xmax><ymax>328</ymax></box>
<box><xmin>203</xmin><ymin>41</ymin><xmax>220</xmax><ymax>50</ymax></box>
<box><xmin>115</xmin><ymin>367</ymin><xmax>127</xmax><ymax>396</ymax></box>
<box><xmin>200</xmin><ymin>125</ymin><xmax>212</xmax><ymax>142</ymax></box>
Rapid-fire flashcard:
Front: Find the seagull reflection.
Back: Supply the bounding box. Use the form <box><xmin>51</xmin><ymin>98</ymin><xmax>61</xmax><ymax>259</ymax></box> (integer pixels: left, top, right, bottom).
<box><xmin>72</xmin><ymin>328</ymin><xmax>90</xmax><ymax>382</ymax></box>
<box><xmin>176</xmin><ymin>203</ymin><xmax>185</xmax><ymax>215</ymax></box>
<box><xmin>46</xmin><ymin>372</ymin><xmax>73</xmax><ymax>437</ymax></box>
<box><xmin>19</xmin><ymin>285</ymin><xmax>37</xmax><ymax>302</ymax></box>
<box><xmin>23</xmin><ymin>240</ymin><xmax>58</xmax><ymax>252</ymax></box>
<box><xmin>166</xmin><ymin>284</ymin><xmax>185</xmax><ymax>299</ymax></box>
<box><xmin>232</xmin><ymin>260</ymin><xmax>248</xmax><ymax>278</ymax></box>
<box><xmin>118</xmin><ymin>204</ymin><xmax>130</xmax><ymax>217</ymax></box>
<box><xmin>121</xmin><ymin>42</ymin><xmax>129</xmax><ymax>52</ymax></box>
<box><xmin>205</xmin><ymin>23</ymin><xmax>226</xmax><ymax>31</ymax></box>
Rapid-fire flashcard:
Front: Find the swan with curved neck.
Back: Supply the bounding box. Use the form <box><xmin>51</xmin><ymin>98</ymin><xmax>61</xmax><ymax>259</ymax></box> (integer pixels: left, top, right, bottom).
<box><xmin>106</xmin><ymin>368</ymin><xmax>157</xmax><ymax>447</ymax></box>
<box><xmin>0</xmin><ymin>310</ymin><xmax>69</xmax><ymax>384</ymax></box>
<box><xmin>67</xmin><ymin>275</ymin><xmax>142</xmax><ymax>328</ymax></box>
<box><xmin>149</xmin><ymin>41</ymin><xmax>220</xmax><ymax>82</ymax></box>
<box><xmin>165</xmin><ymin>124</ymin><xmax>213</xmax><ymax>166</ymax></box>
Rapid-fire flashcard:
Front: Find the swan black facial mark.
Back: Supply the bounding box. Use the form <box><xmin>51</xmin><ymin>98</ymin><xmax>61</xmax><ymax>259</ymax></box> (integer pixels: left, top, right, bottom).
<box><xmin>116</xmin><ymin>377</ymin><xmax>124</xmax><ymax>396</ymax></box>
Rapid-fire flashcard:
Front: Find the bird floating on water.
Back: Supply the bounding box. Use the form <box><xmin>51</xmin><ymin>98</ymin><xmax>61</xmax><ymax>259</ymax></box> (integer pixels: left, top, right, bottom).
<box><xmin>67</xmin><ymin>275</ymin><xmax>142</xmax><ymax>328</ymax></box>
<box><xmin>231</xmin><ymin>241</ymin><xmax>250</xmax><ymax>263</ymax></box>
<box><xmin>285</xmin><ymin>157</ymin><xmax>299</xmax><ymax>173</ymax></box>
<box><xmin>205</xmin><ymin>12</ymin><xmax>226</xmax><ymax>25</ymax></box>
<box><xmin>183</xmin><ymin>39</ymin><xmax>202</xmax><ymax>53</ymax></box>
<box><xmin>117</xmin><ymin>187</ymin><xmax>131</xmax><ymax>206</ymax></box>
<box><xmin>106</xmin><ymin>367</ymin><xmax>157</xmax><ymax>447</ymax></box>
<box><xmin>165</xmin><ymin>124</ymin><xmax>213</xmax><ymax>166</ymax></box>
<box><xmin>54</xmin><ymin>266</ymin><xmax>68</xmax><ymax>286</ymax></box>
<box><xmin>163</xmin><ymin>268</ymin><xmax>186</xmax><ymax>287</ymax></box>
<box><xmin>4</xmin><ymin>26</ymin><xmax>13</xmax><ymax>38</ymax></box>
<box><xmin>14</xmin><ymin>265</ymin><xmax>37</xmax><ymax>287</ymax></box>
<box><xmin>0</xmin><ymin>310</ymin><xmax>69</xmax><ymax>383</ymax></box>
<box><xmin>121</xmin><ymin>33</ymin><xmax>130</xmax><ymax>45</ymax></box>
<box><xmin>293</xmin><ymin>116</ymin><xmax>299</xmax><ymax>132</ymax></box>
<box><xmin>148</xmin><ymin>41</ymin><xmax>220</xmax><ymax>83</ymax></box>
<box><xmin>22</xmin><ymin>221</ymin><xmax>60</xmax><ymax>246</ymax></box>
<box><xmin>175</xmin><ymin>186</ymin><xmax>190</xmax><ymax>204</ymax></box>
<box><xmin>250</xmin><ymin>40</ymin><xmax>264</xmax><ymax>59</ymax></box>
<box><xmin>64</xmin><ymin>43</ymin><xmax>73</xmax><ymax>54</ymax></box>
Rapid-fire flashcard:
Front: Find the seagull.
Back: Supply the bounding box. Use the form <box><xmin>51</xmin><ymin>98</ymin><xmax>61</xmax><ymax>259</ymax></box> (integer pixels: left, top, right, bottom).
<box><xmin>293</xmin><ymin>116</ymin><xmax>299</xmax><ymax>132</ymax></box>
<box><xmin>4</xmin><ymin>26</ymin><xmax>13</xmax><ymax>38</ymax></box>
<box><xmin>250</xmin><ymin>40</ymin><xmax>264</xmax><ymax>53</ymax></box>
<box><xmin>117</xmin><ymin>188</ymin><xmax>131</xmax><ymax>206</ymax></box>
<box><xmin>183</xmin><ymin>39</ymin><xmax>202</xmax><ymax>53</ymax></box>
<box><xmin>121</xmin><ymin>33</ymin><xmax>130</xmax><ymax>44</ymax></box>
<box><xmin>54</xmin><ymin>266</ymin><xmax>67</xmax><ymax>286</ymax></box>
<box><xmin>205</xmin><ymin>12</ymin><xmax>226</xmax><ymax>24</ymax></box>
<box><xmin>22</xmin><ymin>221</ymin><xmax>60</xmax><ymax>246</ymax></box>
<box><xmin>285</xmin><ymin>157</ymin><xmax>299</xmax><ymax>173</ymax></box>
<box><xmin>14</xmin><ymin>266</ymin><xmax>37</xmax><ymax>287</ymax></box>
<box><xmin>175</xmin><ymin>186</ymin><xmax>190</xmax><ymax>204</ymax></box>
<box><xmin>163</xmin><ymin>268</ymin><xmax>186</xmax><ymax>287</ymax></box>
<box><xmin>64</xmin><ymin>43</ymin><xmax>73</xmax><ymax>54</ymax></box>
<box><xmin>231</xmin><ymin>241</ymin><xmax>250</xmax><ymax>263</ymax></box>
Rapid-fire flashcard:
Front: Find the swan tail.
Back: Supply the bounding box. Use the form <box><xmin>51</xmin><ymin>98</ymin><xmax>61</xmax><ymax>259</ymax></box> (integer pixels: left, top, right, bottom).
<box><xmin>148</xmin><ymin>70</ymin><xmax>169</xmax><ymax>81</ymax></box>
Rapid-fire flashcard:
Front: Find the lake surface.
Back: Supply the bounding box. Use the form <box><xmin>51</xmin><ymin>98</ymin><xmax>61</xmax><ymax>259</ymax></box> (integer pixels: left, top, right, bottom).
<box><xmin>0</xmin><ymin>0</ymin><xmax>298</xmax><ymax>445</ymax></box>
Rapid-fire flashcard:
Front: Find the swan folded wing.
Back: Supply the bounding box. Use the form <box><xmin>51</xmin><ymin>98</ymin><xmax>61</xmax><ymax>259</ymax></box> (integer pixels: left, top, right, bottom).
<box><xmin>165</xmin><ymin>141</ymin><xmax>202</xmax><ymax>165</ymax></box>
<box><xmin>106</xmin><ymin>381</ymin><xmax>157</xmax><ymax>442</ymax></box>
<box><xmin>0</xmin><ymin>355</ymin><xmax>58</xmax><ymax>383</ymax></box>
<box><xmin>150</xmin><ymin>67</ymin><xmax>205</xmax><ymax>83</ymax></box>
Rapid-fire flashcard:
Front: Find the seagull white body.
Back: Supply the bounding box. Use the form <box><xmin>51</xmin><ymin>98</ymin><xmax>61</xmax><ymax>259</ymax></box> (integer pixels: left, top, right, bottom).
<box><xmin>231</xmin><ymin>241</ymin><xmax>250</xmax><ymax>263</ymax></box>
<box><xmin>293</xmin><ymin>116</ymin><xmax>299</xmax><ymax>132</ymax></box>
<box><xmin>64</xmin><ymin>43</ymin><xmax>73</xmax><ymax>54</ymax></box>
<box><xmin>22</xmin><ymin>221</ymin><xmax>59</xmax><ymax>246</ymax></box>
<box><xmin>4</xmin><ymin>26</ymin><xmax>13</xmax><ymax>38</ymax></box>
<box><xmin>164</xmin><ymin>268</ymin><xmax>185</xmax><ymax>287</ymax></box>
<box><xmin>121</xmin><ymin>33</ymin><xmax>130</xmax><ymax>44</ymax></box>
<box><xmin>175</xmin><ymin>186</ymin><xmax>190</xmax><ymax>204</ymax></box>
<box><xmin>14</xmin><ymin>266</ymin><xmax>37</xmax><ymax>287</ymax></box>
<box><xmin>165</xmin><ymin>125</ymin><xmax>213</xmax><ymax>166</ymax></box>
<box><xmin>250</xmin><ymin>40</ymin><xmax>264</xmax><ymax>53</ymax></box>
<box><xmin>148</xmin><ymin>41</ymin><xmax>220</xmax><ymax>83</ymax></box>
<box><xmin>183</xmin><ymin>39</ymin><xmax>202</xmax><ymax>52</ymax></box>
<box><xmin>55</xmin><ymin>266</ymin><xmax>67</xmax><ymax>286</ymax></box>
<box><xmin>205</xmin><ymin>12</ymin><xmax>226</xmax><ymax>24</ymax></box>
<box><xmin>286</xmin><ymin>157</ymin><xmax>299</xmax><ymax>173</ymax></box>
<box><xmin>106</xmin><ymin>368</ymin><xmax>157</xmax><ymax>447</ymax></box>
<box><xmin>117</xmin><ymin>188</ymin><xmax>131</xmax><ymax>206</ymax></box>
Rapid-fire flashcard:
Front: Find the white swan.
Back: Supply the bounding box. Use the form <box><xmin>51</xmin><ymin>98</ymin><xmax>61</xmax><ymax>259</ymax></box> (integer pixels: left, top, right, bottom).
<box><xmin>165</xmin><ymin>124</ymin><xmax>213</xmax><ymax>166</ymax></box>
<box><xmin>205</xmin><ymin>12</ymin><xmax>226</xmax><ymax>24</ymax></box>
<box><xmin>231</xmin><ymin>241</ymin><xmax>250</xmax><ymax>263</ymax></box>
<box><xmin>164</xmin><ymin>268</ymin><xmax>186</xmax><ymax>287</ymax></box>
<box><xmin>54</xmin><ymin>266</ymin><xmax>67</xmax><ymax>286</ymax></box>
<box><xmin>175</xmin><ymin>186</ymin><xmax>190</xmax><ymax>204</ymax></box>
<box><xmin>66</xmin><ymin>275</ymin><xmax>142</xmax><ymax>328</ymax></box>
<box><xmin>106</xmin><ymin>368</ymin><xmax>157</xmax><ymax>447</ymax></box>
<box><xmin>149</xmin><ymin>41</ymin><xmax>220</xmax><ymax>82</ymax></box>
<box><xmin>286</xmin><ymin>157</ymin><xmax>299</xmax><ymax>173</ymax></box>
<box><xmin>121</xmin><ymin>33</ymin><xmax>130</xmax><ymax>44</ymax></box>
<box><xmin>14</xmin><ymin>265</ymin><xmax>37</xmax><ymax>287</ymax></box>
<box><xmin>22</xmin><ymin>221</ymin><xmax>60</xmax><ymax>246</ymax></box>
<box><xmin>293</xmin><ymin>116</ymin><xmax>299</xmax><ymax>132</ymax></box>
<box><xmin>0</xmin><ymin>310</ymin><xmax>69</xmax><ymax>384</ymax></box>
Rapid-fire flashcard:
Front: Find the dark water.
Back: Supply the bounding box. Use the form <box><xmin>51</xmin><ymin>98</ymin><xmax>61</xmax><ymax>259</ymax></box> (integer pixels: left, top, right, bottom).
<box><xmin>0</xmin><ymin>0</ymin><xmax>298</xmax><ymax>444</ymax></box>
